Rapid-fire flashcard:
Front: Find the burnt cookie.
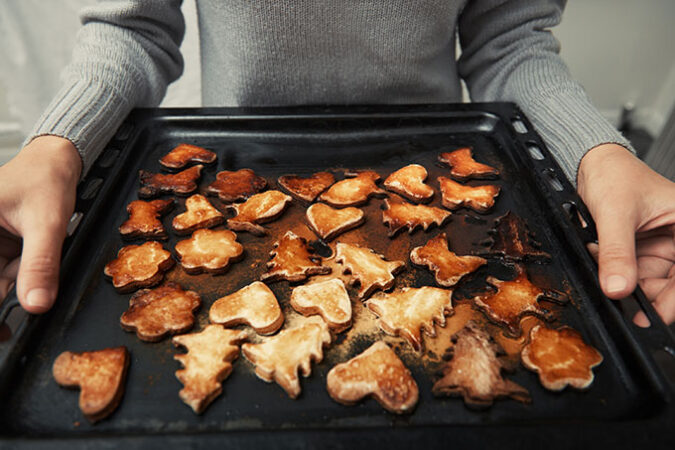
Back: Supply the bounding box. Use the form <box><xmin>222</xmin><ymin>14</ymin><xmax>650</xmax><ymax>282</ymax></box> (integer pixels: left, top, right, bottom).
<box><xmin>209</xmin><ymin>281</ymin><xmax>284</xmax><ymax>335</ymax></box>
<box><xmin>172</xmin><ymin>194</ymin><xmax>224</xmax><ymax>235</ymax></box>
<box><xmin>205</xmin><ymin>168</ymin><xmax>267</xmax><ymax>202</ymax></box>
<box><xmin>326</xmin><ymin>341</ymin><xmax>418</xmax><ymax>414</ymax></box>
<box><xmin>383</xmin><ymin>164</ymin><xmax>434</xmax><ymax>203</ymax></box>
<box><xmin>319</xmin><ymin>170</ymin><xmax>386</xmax><ymax>207</ymax></box>
<box><xmin>104</xmin><ymin>241</ymin><xmax>174</xmax><ymax>293</ymax></box>
<box><xmin>471</xmin><ymin>266</ymin><xmax>566</xmax><ymax>338</ymax></box>
<box><xmin>175</xmin><ymin>229</ymin><xmax>244</xmax><ymax>274</ymax></box>
<box><xmin>260</xmin><ymin>231</ymin><xmax>331</xmax><ymax>283</ymax></box>
<box><xmin>290</xmin><ymin>278</ymin><xmax>352</xmax><ymax>332</ymax></box>
<box><xmin>278</xmin><ymin>171</ymin><xmax>335</xmax><ymax>202</ymax></box>
<box><xmin>381</xmin><ymin>197</ymin><xmax>451</xmax><ymax>237</ymax></box>
<box><xmin>335</xmin><ymin>242</ymin><xmax>405</xmax><ymax>300</ymax></box>
<box><xmin>438</xmin><ymin>148</ymin><xmax>499</xmax><ymax>181</ymax></box>
<box><xmin>120</xmin><ymin>283</ymin><xmax>201</xmax><ymax>342</ymax></box>
<box><xmin>138</xmin><ymin>165</ymin><xmax>202</xmax><ymax>198</ymax></box>
<box><xmin>410</xmin><ymin>233</ymin><xmax>486</xmax><ymax>287</ymax></box>
<box><xmin>225</xmin><ymin>190</ymin><xmax>293</xmax><ymax>236</ymax></box>
<box><xmin>306</xmin><ymin>203</ymin><xmax>365</xmax><ymax>241</ymax></box>
<box><xmin>159</xmin><ymin>143</ymin><xmax>217</xmax><ymax>170</ymax></box>
<box><xmin>438</xmin><ymin>176</ymin><xmax>500</xmax><ymax>213</ymax></box>
<box><xmin>173</xmin><ymin>325</ymin><xmax>248</xmax><ymax>414</ymax></box>
<box><xmin>481</xmin><ymin>211</ymin><xmax>551</xmax><ymax>262</ymax></box>
<box><xmin>521</xmin><ymin>325</ymin><xmax>603</xmax><ymax>391</ymax></box>
<box><xmin>432</xmin><ymin>322</ymin><xmax>530</xmax><ymax>407</ymax></box>
<box><xmin>52</xmin><ymin>346</ymin><xmax>130</xmax><ymax>423</ymax></box>
<box><xmin>366</xmin><ymin>286</ymin><xmax>453</xmax><ymax>352</ymax></box>
<box><xmin>241</xmin><ymin>316</ymin><xmax>332</xmax><ymax>399</ymax></box>
<box><xmin>119</xmin><ymin>199</ymin><xmax>174</xmax><ymax>240</ymax></box>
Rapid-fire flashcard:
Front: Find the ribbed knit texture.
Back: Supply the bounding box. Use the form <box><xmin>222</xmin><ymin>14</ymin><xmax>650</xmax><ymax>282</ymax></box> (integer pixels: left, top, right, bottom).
<box><xmin>27</xmin><ymin>0</ymin><xmax>632</xmax><ymax>182</ymax></box>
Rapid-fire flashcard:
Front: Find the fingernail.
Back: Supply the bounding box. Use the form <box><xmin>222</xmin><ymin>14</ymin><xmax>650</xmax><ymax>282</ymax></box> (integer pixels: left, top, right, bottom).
<box><xmin>606</xmin><ymin>275</ymin><xmax>627</xmax><ymax>294</ymax></box>
<box><xmin>633</xmin><ymin>311</ymin><xmax>650</xmax><ymax>328</ymax></box>
<box><xmin>26</xmin><ymin>289</ymin><xmax>52</xmax><ymax>310</ymax></box>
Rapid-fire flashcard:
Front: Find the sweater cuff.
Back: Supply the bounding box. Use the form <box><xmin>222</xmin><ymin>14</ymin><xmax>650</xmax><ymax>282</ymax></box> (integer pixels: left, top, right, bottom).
<box><xmin>518</xmin><ymin>88</ymin><xmax>635</xmax><ymax>184</ymax></box>
<box><xmin>24</xmin><ymin>78</ymin><xmax>133</xmax><ymax>179</ymax></box>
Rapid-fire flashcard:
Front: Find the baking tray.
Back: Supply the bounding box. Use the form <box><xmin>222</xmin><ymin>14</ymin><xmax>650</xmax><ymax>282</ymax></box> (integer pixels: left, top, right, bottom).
<box><xmin>0</xmin><ymin>104</ymin><xmax>673</xmax><ymax>449</ymax></box>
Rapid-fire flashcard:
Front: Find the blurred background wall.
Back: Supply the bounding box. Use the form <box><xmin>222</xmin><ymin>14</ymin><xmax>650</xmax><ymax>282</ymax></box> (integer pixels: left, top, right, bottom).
<box><xmin>1</xmin><ymin>0</ymin><xmax>673</xmax><ymax>175</ymax></box>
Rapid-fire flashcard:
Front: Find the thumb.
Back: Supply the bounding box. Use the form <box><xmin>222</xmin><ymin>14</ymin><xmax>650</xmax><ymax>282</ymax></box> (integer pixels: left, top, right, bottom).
<box><xmin>15</xmin><ymin>221</ymin><xmax>65</xmax><ymax>314</ymax></box>
<box><xmin>595</xmin><ymin>208</ymin><xmax>638</xmax><ymax>299</ymax></box>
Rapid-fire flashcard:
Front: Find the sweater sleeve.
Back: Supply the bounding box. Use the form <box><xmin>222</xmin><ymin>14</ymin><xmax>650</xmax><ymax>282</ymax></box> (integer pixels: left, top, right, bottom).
<box><xmin>457</xmin><ymin>0</ymin><xmax>634</xmax><ymax>183</ymax></box>
<box><xmin>25</xmin><ymin>0</ymin><xmax>185</xmax><ymax>178</ymax></box>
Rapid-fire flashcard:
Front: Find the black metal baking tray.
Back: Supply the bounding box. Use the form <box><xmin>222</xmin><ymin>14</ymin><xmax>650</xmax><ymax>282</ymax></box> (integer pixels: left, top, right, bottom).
<box><xmin>0</xmin><ymin>104</ymin><xmax>673</xmax><ymax>449</ymax></box>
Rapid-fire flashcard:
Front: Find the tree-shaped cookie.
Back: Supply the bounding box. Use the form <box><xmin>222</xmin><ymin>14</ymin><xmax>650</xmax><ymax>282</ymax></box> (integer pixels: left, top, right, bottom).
<box><xmin>335</xmin><ymin>242</ymin><xmax>405</xmax><ymax>300</ymax></box>
<box><xmin>306</xmin><ymin>203</ymin><xmax>365</xmax><ymax>241</ymax></box>
<box><xmin>225</xmin><ymin>190</ymin><xmax>293</xmax><ymax>235</ymax></box>
<box><xmin>438</xmin><ymin>176</ymin><xmax>500</xmax><ymax>213</ymax></box>
<box><xmin>381</xmin><ymin>197</ymin><xmax>451</xmax><ymax>237</ymax></box>
<box><xmin>471</xmin><ymin>266</ymin><xmax>566</xmax><ymax>338</ymax></box>
<box><xmin>120</xmin><ymin>283</ymin><xmax>201</xmax><ymax>342</ymax></box>
<box><xmin>241</xmin><ymin>317</ymin><xmax>331</xmax><ymax>399</ymax></box>
<box><xmin>209</xmin><ymin>281</ymin><xmax>284</xmax><ymax>335</ymax></box>
<box><xmin>173</xmin><ymin>325</ymin><xmax>248</xmax><ymax>414</ymax></box>
<box><xmin>326</xmin><ymin>341</ymin><xmax>419</xmax><ymax>414</ymax></box>
<box><xmin>159</xmin><ymin>143</ymin><xmax>217</xmax><ymax>170</ymax></box>
<box><xmin>104</xmin><ymin>241</ymin><xmax>174</xmax><ymax>293</ymax></box>
<box><xmin>481</xmin><ymin>211</ymin><xmax>551</xmax><ymax>262</ymax></box>
<box><xmin>383</xmin><ymin>164</ymin><xmax>434</xmax><ymax>203</ymax></box>
<box><xmin>175</xmin><ymin>229</ymin><xmax>244</xmax><ymax>274</ymax></box>
<box><xmin>52</xmin><ymin>346</ymin><xmax>130</xmax><ymax>423</ymax></box>
<box><xmin>290</xmin><ymin>278</ymin><xmax>352</xmax><ymax>332</ymax></box>
<box><xmin>278</xmin><ymin>171</ymin><xmax>335</xmax><ymax>202</ymax></box>
<box><xmin>138</xmin><ymin>165</ymin><xmax>202</xmax><ymax>198</ymax></box>
<box><xmin>438</xmin><ymin>148</ymin><xmax>500</xmax><ymax>181</ymax></box>
<box><xmin>521</xmin><ymin>325</ymin><xmax>603</xmax><ymax>391</ymax></box>
<box><xmin>366</xmin><ymin>286</ymin><xmax>453</xmax><ymax>352</ymax></box>
<box><xmin>205</xmin><ymin>168</ymin><xmax>267</xmax><ymax>202</ymax></box>
<box><xmin>432</xmin><ymin>322</ymin><xmax>530</xmax><ymax>407</ymax></box>
<box><xmin>410</xmin><ymin>233</ymin><xmax>486</xmax><ymax>287</ymax></box>
<box><xmin>260</xmin><ymin>231</ymin><xmax>330</xmax><ymax>283</ymax></box>
<box><xmin>172</xmin><ymin>194</ymin><xmax>224</xmax><ymax>235</ymax></box>
<box><xmin>119</xmin><ymin>199</ymin><xmax>174</xmax><ymax>240</ymax></box>
<box><xmin>319</xmin><ymin>170</ymin><xmax>386</xmax><ymax>207</ymax></box>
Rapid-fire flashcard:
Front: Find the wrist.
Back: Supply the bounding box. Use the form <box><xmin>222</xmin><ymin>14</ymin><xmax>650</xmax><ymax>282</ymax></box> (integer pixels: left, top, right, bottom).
<box><xmin>577</xmin><ymin>143</ymin><xmax>634</xmax><ymax>199</ymax></box>
<box><xmin>22</xmin><ymin>135</ymin><xmax>82</xmax><ymax>186</ymax></box>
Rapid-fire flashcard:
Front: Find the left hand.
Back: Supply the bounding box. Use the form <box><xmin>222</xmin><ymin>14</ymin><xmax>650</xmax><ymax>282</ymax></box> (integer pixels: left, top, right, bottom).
<box><xmin>578</xmin><ymin>144</ymin><xmax>675</xmax><ymax>326</ymax></box>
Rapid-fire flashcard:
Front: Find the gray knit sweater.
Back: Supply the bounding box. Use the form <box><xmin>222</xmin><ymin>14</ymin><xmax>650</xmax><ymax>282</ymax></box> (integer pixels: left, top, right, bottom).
<box><xmin>28</xmin><ymin>0</ymin><xmax>632</xmax><ymax>182</ymax></box>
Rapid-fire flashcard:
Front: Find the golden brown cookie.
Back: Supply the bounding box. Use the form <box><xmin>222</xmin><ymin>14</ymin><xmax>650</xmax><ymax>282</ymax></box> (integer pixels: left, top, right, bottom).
<box><xmin>241</xmin><ymin>317</ymin><xmax>331</xmax><ymax>399</ymax></box>
<box><xmin>432</xmin><ymin>322</ymin><xmax>530</xmax><ymax>407</ymax></box>
<box><xmin>173</xmin><ymin>325</ymin><xmax>248</xmax><ymax>414</ymax></box>
<box><xmin>438</xmin><ymin>176</ymin><xmax>500</xmax><ymax>213</ymax></box>
<box><xmin>209</xmin><ymin>281</ymin><xmax>284</xmax><ymax>335</ymax></box>
<box><xmin>138</xmin><ymin>165</ymin><xmax>202</xmax><ymax>198</ymax></box>
<box><xmin>104</xmin><ymin>241</ymin><xmax>174</xmax><ymax>293</ymax></box>
<box><xmin>171</xmin><ymin>194</ymin><xmax>224</xmax><ymax>235</ymax></box>
<box><xmin>306</xmin><ymin>203</ymin><xmax>365</xmax><ymax>241</ymax></box>
<box><xmin>383</xmin><ymin>164</ymin><xmax>434</xmax><ymax>203</ymax></box>
<box><xmin>410</xmin><ymin>233</ymin><xmax>486</xmax><ymax>287</ymax></box>
<box><xmin>366</xmin><ymin>286</ymin><xmax>453</xmax><ymax>352</ymax></box>
<box><xmin>175</xmin><ymin>229</ymin><xmax>244</xmax><ymax>274</ymax></box>
<box><xmin>159</xmin><ymin>143</ymin><xmax>217</xmax><ymax>170</ymax></box>
<box><xmin>205</xmin><ymin>168</ymin><xmax>267</xmax><ymax>202</ymax></box>
<box><xmin>120</xmin><ymin>283</ymin><xmax>201</xmax><ymax>342</ymax></box>
<box><xmin>319</xmin><ymin>170</ymin><xmax>386</xmax><ymax>207</ymax></box>
<box><xmin>278</xmin><ymin>171</ymin><xmax>335</xmax><ymax>202</ymax></box>
<box><xmin>438</xmin><ymin>148</ymin><xmax>499</xmax><ymax>181</ymax></box>
<box><xmin>381</xmin><ymin>197</ymin><xmax>451</xmax><ymax>237</ymax></box>
<box><xmin>521</xmin><ymin>325</ymin><xmax>603</xmax><ymax>391</ymax></box>
<box><xmin>290</xmin><ymin>278</ymin><xmax>352</xmax><ymax>332</ymax></box>
<box><xmin>326</xmin><ymin>341</ymin><xmax>418</xmax><ymax>414</ymax></box>
<box><xmin>119</xmin><ymin>199</ymin><xmax>174</xmax><ymax>240</ymax></box>
<box><xmin>260</xmin><ymin>231</ymin><xmax>331</xmax><ymax>283</ymax></box>
<box><xmin>335</xmin><ymin>242</ymin><xmax>405</xmax><ymax>300</ymax></box>
<box><xmin>225</xmin><ymin>190</ymin><xmax>293</xmax><ymax>235</ymax></box>
<box><xmin>52</xmin><ymin>346</ymin><xmax>130</xmax><ymax>423</ymax></box>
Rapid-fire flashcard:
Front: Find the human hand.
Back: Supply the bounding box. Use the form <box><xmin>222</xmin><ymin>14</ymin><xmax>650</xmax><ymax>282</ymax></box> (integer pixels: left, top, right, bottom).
<box><xmin>0</xmin><ymin>136</ymin><xmax>81</xmax><ymax>313</ymax></box>
<box><xmin>578</xmin><ymin>144</ymin><xmax>675</xmax><ymax>326</ymax></box>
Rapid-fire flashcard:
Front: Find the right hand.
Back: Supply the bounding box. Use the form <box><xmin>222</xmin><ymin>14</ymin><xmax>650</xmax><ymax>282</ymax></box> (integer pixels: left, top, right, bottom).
<box><xmin>0</xmin><ymin>136</ymin><xmax>81</xmax><ymax>313</ymax></box>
